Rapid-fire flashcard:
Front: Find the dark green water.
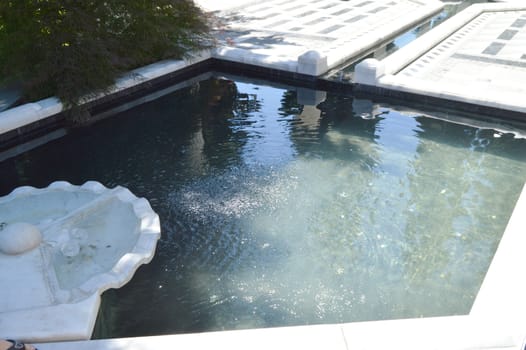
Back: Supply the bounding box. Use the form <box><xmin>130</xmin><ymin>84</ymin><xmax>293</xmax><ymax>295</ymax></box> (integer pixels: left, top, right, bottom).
<box><xmin>1</xmin><ymin>78</ymin><xmax>525</xmax><ymax>338</ymax></box>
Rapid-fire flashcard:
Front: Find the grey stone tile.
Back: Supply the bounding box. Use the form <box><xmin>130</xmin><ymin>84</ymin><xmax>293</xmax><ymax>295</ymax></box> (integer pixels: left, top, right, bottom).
<box><xmin>498</xmin><ymin>29</ymin><xmax>518</xmax><ymax>40</ymax></box>
<box><xmin>265</xmin><ymin>19</ymin><xmax>291</xmax><ymax>27</ymax></box>
<box><xmin>355</xmin><ymin>1</ymin><xmax>373</xmax><ymax>7</ymax></box>
<box><xmin>285</xmin><ymin>4</ymin><xmax>304</xmax><ymax>11</ymax></box>
<box><xmin>345</xmin><ymin>14</ymin><xmax>366</xmax><ymax>23</ymax></box>
<box><xmin>296</xmin><ymin>10</ymin><xmax>316</xmax><ymax>17</ymax></box>
<box><xmin>482</xmin><ymin>42</ymin><xmax>505</xmax><ymax>55</ymax></box>
<box><xmin>453</xmin><ymin>53</ymin><xmax>526</xmax><ymax>68</ymax></box>
<box><xmin>318</xmin><ymin>24</ymin><xmax>345</xmax><ymax>34</ymax></box>
<box><xmin>511</xmin><ymin>19</ymin><xmax>526</xmax><ymax>28</ymax></box>
<box><xmin>332</xmin><ymin>8</ymin><xmax>353</xmax><ymax>16</ymax></box>
<box><xmin>319</xmin><ymin>3</ymin><xmax>339</xmax><ymax>9</ymax></box>
<box><xmin>258</xmin><ymin>13</ymin><xmax>280</xmax><ymax>20</ymax></box>
<box><xmin>305</xmin><ymin>17</ymin><xmax>330</xmax><ymax>25</ymax></box>
<box><xmin>368</xmin><ymin>6</ymin><xmax>388</xmax><ymax>13</ymax></box>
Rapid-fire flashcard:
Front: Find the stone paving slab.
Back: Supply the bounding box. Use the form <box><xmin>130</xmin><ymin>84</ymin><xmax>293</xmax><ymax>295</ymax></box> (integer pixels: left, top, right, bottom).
<box><xmin>355</xmin><ymin>2</ymin><xmax>526</xmax><ymax>116</ymax></box>
<box><xmin>198</xmin><ymin>0</ymin><xmax>444</xmax><ymax>75</ymax></box>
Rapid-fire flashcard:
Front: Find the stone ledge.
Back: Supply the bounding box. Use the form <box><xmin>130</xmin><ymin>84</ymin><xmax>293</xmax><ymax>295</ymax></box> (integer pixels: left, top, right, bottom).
<box><xmin>0</xmin><ymin>51</ymin><xmax>212</xmax><ymax>140</ymax></box>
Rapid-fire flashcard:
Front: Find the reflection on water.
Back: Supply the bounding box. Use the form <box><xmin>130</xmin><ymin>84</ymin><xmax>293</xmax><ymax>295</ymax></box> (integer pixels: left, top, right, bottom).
<box><xmin>1</xmin><ymin>78</ymin><xmax>525</xmax><ymax>338</ymax></box>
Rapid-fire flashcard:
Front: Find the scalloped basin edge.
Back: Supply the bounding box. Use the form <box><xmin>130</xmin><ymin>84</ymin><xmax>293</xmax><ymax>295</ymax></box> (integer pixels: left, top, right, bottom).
<box><xmin>0</xmin><ymin>181</ymin><xmax>161</xmax><ymax>341</ymax></box>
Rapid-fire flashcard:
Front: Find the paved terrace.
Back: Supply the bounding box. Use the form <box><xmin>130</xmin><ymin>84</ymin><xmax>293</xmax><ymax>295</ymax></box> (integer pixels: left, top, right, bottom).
<box><xmin>355</xmin><ymin>1</ymin><xmax>526</xmax><ymax>117</ymax></box>
<box><xmin>199</xmin><ymin>0</ymin><xmax>444</xmax><ymax>75</ymax></box>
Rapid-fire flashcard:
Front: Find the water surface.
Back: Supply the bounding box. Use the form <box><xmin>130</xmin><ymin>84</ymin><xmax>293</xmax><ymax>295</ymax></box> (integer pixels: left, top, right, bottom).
<box><xmin>0</xmin><ymin>78</ymin><xmax>525</xmax><ymax>338</ymax></box>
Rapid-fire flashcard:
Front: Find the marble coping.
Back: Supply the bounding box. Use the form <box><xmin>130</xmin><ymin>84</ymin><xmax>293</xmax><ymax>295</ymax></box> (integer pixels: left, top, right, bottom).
<box><xmin>0</xmin><ymin>51</ymin><xmax>212</xmax><ymax>137</ymax></box>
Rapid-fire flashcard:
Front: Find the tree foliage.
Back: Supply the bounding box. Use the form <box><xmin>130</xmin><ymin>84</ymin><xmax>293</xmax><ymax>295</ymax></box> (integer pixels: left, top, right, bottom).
<box><xmin>0</xmin><ymin>0</ymin><xmax>211</xmax><ymax>107</ymax></box>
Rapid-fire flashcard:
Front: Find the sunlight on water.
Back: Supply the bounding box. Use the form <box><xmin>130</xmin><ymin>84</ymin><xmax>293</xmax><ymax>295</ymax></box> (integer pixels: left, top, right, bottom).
<box><xmin>164</xmin><ymin>135</ymin><xmax>524</xmax><ymax>330</ymax></box>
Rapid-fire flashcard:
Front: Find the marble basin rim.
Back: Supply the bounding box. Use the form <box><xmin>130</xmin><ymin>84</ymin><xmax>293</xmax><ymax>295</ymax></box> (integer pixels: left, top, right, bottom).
<box><xmin>0</xmin><ymin>180</ymin><xmax>161</xmax><ymax>341</ymax></box>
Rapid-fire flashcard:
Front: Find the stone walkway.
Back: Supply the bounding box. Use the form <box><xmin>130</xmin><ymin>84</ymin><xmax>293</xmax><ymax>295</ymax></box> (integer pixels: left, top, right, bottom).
<box><xmin>197</xmin><ymin>0</ymin><xmax>444</xmax><ymax>75</ymax></box>
<box><xmin>355</xmin><ymin>2</ymin><xmax>526</xmax><ymax>115</ymax></box>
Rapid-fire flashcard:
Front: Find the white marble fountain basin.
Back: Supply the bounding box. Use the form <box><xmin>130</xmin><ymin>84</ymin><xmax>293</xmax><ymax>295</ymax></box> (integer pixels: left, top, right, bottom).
<box><xmin>0</xmin><ymin>181</ymin><xmax>161</xmax><ymax>342</ymax></box>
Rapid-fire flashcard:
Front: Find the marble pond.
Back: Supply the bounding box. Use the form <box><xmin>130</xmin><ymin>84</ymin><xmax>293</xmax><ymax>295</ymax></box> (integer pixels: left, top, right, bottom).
<box><xmin>1</xmin><ymin>77</ymin><xmax>525</xmax><ymax>339</ymax></box>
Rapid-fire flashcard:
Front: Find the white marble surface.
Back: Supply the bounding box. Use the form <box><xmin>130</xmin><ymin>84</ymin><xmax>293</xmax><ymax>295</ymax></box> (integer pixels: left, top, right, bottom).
<box><xmin>203</xmin><ymin>0</ymin><xmax>443</xmax><ymax>74</ymax></box>
<box><xmin>0</xmin><ymin>181</ymin><xmax>161</xmax><ymax>342</ymax></box>
<box><xmin>36</xmin><ymin>325</ymin><xmax>348</xmax><ymax>350</ymax></box>
<box><xmin>355</xmin><ymin>2</ymin><xmax>526</xmax><ymax>115</ymax></box>
<box><xmin>0</xmin><ymin>52</ymin><xmax>211</xmax><ymax>136</ymax></box>
<box><xmin>471</xmin><ymin>184</ymin><xmax>526</xmax><ymax>339</ymax></box>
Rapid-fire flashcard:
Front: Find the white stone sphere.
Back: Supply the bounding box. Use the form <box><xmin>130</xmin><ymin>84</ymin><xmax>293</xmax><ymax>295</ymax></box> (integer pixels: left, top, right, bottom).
<box><xmin>0</xmin><ymin>222</ymin><xmax>43</xmax><ymax>255</ymax></box>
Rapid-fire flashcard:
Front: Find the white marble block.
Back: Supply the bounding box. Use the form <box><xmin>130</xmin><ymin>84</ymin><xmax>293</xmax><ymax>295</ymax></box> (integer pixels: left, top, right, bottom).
<box><xmin>297</xmin><ymin>50</ymin><xmax>328</xmax><ymax>76</ymax></box>
<box><xmin>354</xmin><ymin>59</ymin><xmax>386</xmax><ymax>86</ymax></box>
